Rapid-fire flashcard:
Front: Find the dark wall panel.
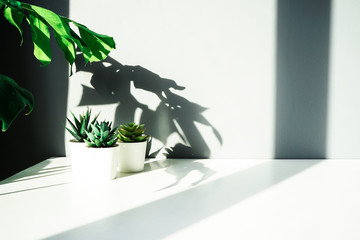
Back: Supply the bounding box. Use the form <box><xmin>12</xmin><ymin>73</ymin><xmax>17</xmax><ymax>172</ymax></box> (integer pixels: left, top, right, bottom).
<box><xmin>0</xmin><ymin>0</ymin><xmax>69</xmax><ymax>180</ymax></box>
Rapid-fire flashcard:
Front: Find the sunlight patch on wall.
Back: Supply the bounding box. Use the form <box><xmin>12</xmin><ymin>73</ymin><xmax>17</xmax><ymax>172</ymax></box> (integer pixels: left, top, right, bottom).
<box><xmin>68</xmin><ymin>0</ymin><xmax>277</xmax><ymax>158</ymax></box>
<box><xmin>327</xmin><ymin>0</ymin><xmax>360</xmax><ymax>158</ymax></box>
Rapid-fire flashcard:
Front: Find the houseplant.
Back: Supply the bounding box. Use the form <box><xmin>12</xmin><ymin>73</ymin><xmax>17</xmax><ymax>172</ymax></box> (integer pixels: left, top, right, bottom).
<box><xmin>0</xmin><ymin>0</ymin><xmax>115</xmax><ymax>131</ymax></box>
<box><xmin>64</xmin><ymin>107</ymin><xmax>99</xmax><ymax>161</ymax></box>
<box><xmin>70</xmin><ymin>119</ymin><xmax>120</xmax><ymax>182</ymax></box>
<box><xmin>65</xmin><ymin>107</ymin><xmax>100</xmax><ymax>142</ymax></box>
<box><xmin>117</xmin><ymin>122</ymin><xmax>150</xmax><ymax>173</ymax></box>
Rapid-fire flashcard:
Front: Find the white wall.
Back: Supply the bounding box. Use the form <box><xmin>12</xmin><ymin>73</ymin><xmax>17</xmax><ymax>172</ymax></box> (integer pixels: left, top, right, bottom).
<box><xmin>66</xmin><ymin>0</ymin><xmax>360</xmax><ymax>159</ymax></box>
<box><xmin>327</xmin><ymin>0</ymin><xmax>360</xmax><ymax>158</ymax></box>
<box><xmin>67</xmin><ymin>0</ymin><xmax>276</xmax><ymax>158</ymax></box>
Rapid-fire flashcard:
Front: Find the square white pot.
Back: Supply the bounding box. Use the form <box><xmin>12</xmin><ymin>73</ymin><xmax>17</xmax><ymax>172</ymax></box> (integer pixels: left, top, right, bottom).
<box><xmin>118</xmin><ymin>141</ymin><xmax>147</xmax><ymax>173</ymax></box>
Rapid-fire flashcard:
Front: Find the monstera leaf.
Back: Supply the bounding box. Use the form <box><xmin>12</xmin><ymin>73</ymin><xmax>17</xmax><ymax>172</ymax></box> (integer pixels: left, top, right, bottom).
<box><xmin>0</xmin><ymin>0</ymin><xmax>116</xmax><ymax>131</ymax></box>
<box><xmin>0</xmin><ymin>74</ymin><xmax>34</xmax><ymax>131</ymax></box>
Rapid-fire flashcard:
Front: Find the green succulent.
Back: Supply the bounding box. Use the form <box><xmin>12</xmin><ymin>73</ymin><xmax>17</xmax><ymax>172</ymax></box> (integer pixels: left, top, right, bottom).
<box><xmin>118</xmin><ymin>122</ymin><xmax>150</xmax><ymax>142</ymax></box>
<box><xmin>84</xmin><ymin>120</ymin><xmax>118</xmax><ymax>147</ymax></box>
<box><xmin>65</xmin><ymin>108</ymin><xmax>100</xmax><ymax>142</ymax></box>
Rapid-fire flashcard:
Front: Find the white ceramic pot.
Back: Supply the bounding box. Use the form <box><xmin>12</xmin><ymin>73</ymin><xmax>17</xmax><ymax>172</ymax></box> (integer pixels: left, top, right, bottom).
<box><xmin>69</xmin><ymin>141</ymin><xmax>120</xmax><ymax>183</ymax></box>
<box><xmin>118</xmin><ymin>141</ymin><xmax>147</xmax><ymax>173</ymax></box>
<box><xmin>68</xmin><ymin>139</ymin><xmax>85</xmax><ymax>158</ymax></box>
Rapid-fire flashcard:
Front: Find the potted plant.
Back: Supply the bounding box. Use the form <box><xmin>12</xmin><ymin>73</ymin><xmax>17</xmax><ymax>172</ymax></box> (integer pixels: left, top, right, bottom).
<box><xmin>117</xmin><ymin>122</ymin><xmax>150</xmax><ymax>173</ymax></box>
<box><xmin>72</xmin><ymin>120</ymin><xmax>119</xmax><ymax>182</ymax></box>
<box><xmin>65</xmin><ymin>107</ymin><xmax>99</xmax><ymax>157</ymax></box>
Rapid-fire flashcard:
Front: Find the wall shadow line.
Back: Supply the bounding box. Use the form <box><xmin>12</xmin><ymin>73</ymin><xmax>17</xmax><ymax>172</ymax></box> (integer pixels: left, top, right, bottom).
<box><xmin>275</xmin><ymin>0</ymin><xmax>331</xmax><ymax>158</ymax></box>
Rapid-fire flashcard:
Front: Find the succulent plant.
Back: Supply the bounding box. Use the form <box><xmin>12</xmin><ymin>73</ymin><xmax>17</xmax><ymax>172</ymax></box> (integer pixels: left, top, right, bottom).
<box><xmin>65</xmin><ymin>108</ymin><xmax>100</xmax><ymax>142</ymax></box>
<box><xmin>117</xmin><ymin>122</ymin><xmax>150</xmax><ymax>142</ymax></box>
<box><xmin>84</xmin><ymin>120</ymin><xmax>118</xmax><ymax>147</ymax></box>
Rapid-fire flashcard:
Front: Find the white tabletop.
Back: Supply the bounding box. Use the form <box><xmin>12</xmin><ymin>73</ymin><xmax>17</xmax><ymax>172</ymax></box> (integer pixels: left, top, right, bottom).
<box><xmin>1</xmin><ymin>158</ymin><xmax>360</xmax><ymax>240</ymax></box>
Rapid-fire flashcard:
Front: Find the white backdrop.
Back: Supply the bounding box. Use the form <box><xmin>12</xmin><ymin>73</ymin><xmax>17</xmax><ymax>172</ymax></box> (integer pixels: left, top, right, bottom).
<box><xmin>327</xmin><ymin>0</ymin><xmax>360</xmax><ymax>158</ymax></box>
<box><xmin>66</xmin><ymin>0</ymin><xmax>276</xmax><ymax>158</ymax></box>
<box><xmin>65</xmin><ymin>0</ymin><xmax>360</xmax><ymax>159</ymax></box>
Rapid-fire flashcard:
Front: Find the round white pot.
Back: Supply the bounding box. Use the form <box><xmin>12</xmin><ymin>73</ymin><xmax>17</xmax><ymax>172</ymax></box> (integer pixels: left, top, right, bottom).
<box><xmin>118</xmin><ymin>141</ymin><xmax>147</xmax><ymax>173</ymax></box>
<box><xmin>69</xmin><ymin>141</ymin><xmax>119</xmax><ymax>183</ymax></box>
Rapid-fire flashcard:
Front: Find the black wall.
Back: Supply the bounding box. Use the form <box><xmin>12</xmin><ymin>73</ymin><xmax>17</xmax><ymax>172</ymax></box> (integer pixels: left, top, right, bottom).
<box><xmin>0</xmin><ymin>0</ymin><xmax>69</xmax><ymax>180</ymax></box>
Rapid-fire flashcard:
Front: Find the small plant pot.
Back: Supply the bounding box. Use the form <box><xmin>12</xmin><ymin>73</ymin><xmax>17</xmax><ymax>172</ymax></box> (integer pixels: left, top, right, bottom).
<box><xmin>68</xmin><ymin>139</ymin><xmax>85</xmax><ymax>158</ymax></box>
<box><xmin>71</xmin><ymin>143</ymin><xmax>120</xmax><ymax>183</ymax></box>
<box><xmin>118</xmin><ymin>141</ymin><xmax>147</xmax><ymax>173</ymax></box>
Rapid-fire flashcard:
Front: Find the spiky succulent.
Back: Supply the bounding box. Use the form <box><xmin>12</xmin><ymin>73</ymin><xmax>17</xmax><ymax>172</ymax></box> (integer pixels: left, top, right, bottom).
<box><xmin>117</xmin><ymin>122</ymin><xmax>150</xmax><ymax>142</ymax></box>
<box><xmin>84</xmin><ymin>120</ymin><xmax>118</xmax><ymax>147</ymax></box>
<box><xmin>65</xmin><ymin>108</ymin><xmax>100</xmax><ymax>142</ymax></box>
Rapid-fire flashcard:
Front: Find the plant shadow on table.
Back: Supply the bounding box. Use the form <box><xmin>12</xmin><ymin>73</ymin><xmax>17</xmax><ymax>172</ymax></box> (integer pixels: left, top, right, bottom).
<box><xmin>117</xmin><ymin>158</ymin><xmax>217</xmax><ymax>189</ymax></box>
<box><xmin>159</xmin><ymin>160</ymin><xmax>217</xmax><ymax>190</ymax></box>
<box><xmin>149</xmin><ymin>158</ymin><xmax>217</xmax><ymax>191</ymax></box>
<box><xmin>74</xmin><ymin>55</ymin><xmax>222</xmax><ymax>159</ymax></box>
<box><xmin>48</xmin><ymin>160</ymin><xmax>321</xmax><ymax>239</ymax></box>
<box><xmin>116</xmin><ymin>159</ymin><xmax>216</xmax><ymax>191</ymax></box>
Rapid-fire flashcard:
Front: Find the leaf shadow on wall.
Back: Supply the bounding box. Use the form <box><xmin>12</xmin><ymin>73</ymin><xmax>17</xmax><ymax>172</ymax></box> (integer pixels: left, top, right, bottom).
<box><xmin>74</xmin><ymin>56</ymin><xmax>222</xmax><ymax>158</ymax></box>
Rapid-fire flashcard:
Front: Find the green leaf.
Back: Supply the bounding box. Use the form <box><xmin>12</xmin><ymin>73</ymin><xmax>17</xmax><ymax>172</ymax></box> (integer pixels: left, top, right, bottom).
<box><xmin>101</xmin><ymin>121</ymin><xmax>107</xmax><ymax>132</ymax></box>
<box><xmin>110</xmin><ymin>127</ymin><xmax>117</xmax><ymax>135</ymax></box>
<box><xmin>133</xmin><ymin>128</ymin><xmax>145</xmax><ymax>136</ymax></box>
<box><xmin>134</xmin><ymin>136</ymin><xmax>147</xmax><ymax>142</ymax></box>
<box><xmin>4</xmin><ymin>5</ymin><xmax>24</xmax><ymax>45</ymax></box>
<box><xmin>23</xmin><ymin>4</ymin><xmax>68</xmax><ymax>35</ymax></box>
<box><xmin>86</xmin><ymin>131</ymin><xmax>95</xmax><ymax>141</ymax></box>
<box><xmin>84</xmin><ymin>139</ymin><xmax>95</xmax><ymax>147</ymax></box>
<box><xmin>92</xmin><ymin>125</ymin><xmax>100</xmax><ymax>136</ymax></box>
<box><xmin>124</xmin><ymin>125</ymin><xmax>135</xmax><ymax>132</ymax></box>
<box><xmin>65</xmin><ymin>126</ymin><xmax>82</xmax><ymax>141</ymax></box>
<box><xmin>84</xmin><ymin>108</ymin><xmax>90</xmax><ymax>124</ymax></box>
<box><xmin>72</xmin><ymin>21</ymin><xmax>115</xmax><ymax>62</ymax></box>
<box><xmin>22</xmin><ymin>3</ymin><xmax>80</xmax><ymax>66</ymax></box>
<box><xmin>66</xmin><ymin>116</ymin><xmax>80</xmax><ymax>135</ymax></box>
<box><xmin>53</xmin><ymin>31</ymin><xmax>75</xmax><ymax>74</ymax></box>
<box><xmin>70</xmin><ymin>111</ymin><xmax>81</xmax><ymax>130</ymax></box>
<box><xmin>28</xmin><ymin>12</ymin><xmax>52</xmax><ymax>66</ymax></box>
<box><xmin>122</xmin><ymin>137</ymin><xmax>134</xmax><ymax>142</ymax></box>
<box><xmin>0</xmin><ymin>74</ymin><xmax>34</xmax><ymax>131</ymax></box>
<box><xmin>79</xmin><ymin>118</ymin><xmax>87</xmax><ymax>137</ymax></box>
<box><xmin>92</xmin><ymin>112</ymin><xmax>100</xmax><ymax>124</ymax></box>
<box><xmin>0</xmin><ymin>0</ymin><xmax>22</xmax><ymax>12</ymax></box>
<box><xmin>106</xmin><ymin>137</ymin><xmax>117</xmax><ymax>147</ymax></box>
<box><xmin>119</xmin><ymin>129</ymin><xmax>132</xmax><ymax>137</ymax></box>
<box><xmin>95</xmin><ymin>139</ymin><xmax>101</xmax><ymax>147</ymax></box>
<box><xmin>103</xmin><ymin>130</ymin><xmax>109</xmax><ymax>139</ymax></box>
<box><xmin>22</xmin><ymin>2</ymin><xmax>115</xmax><ymax>67</ymax></box>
